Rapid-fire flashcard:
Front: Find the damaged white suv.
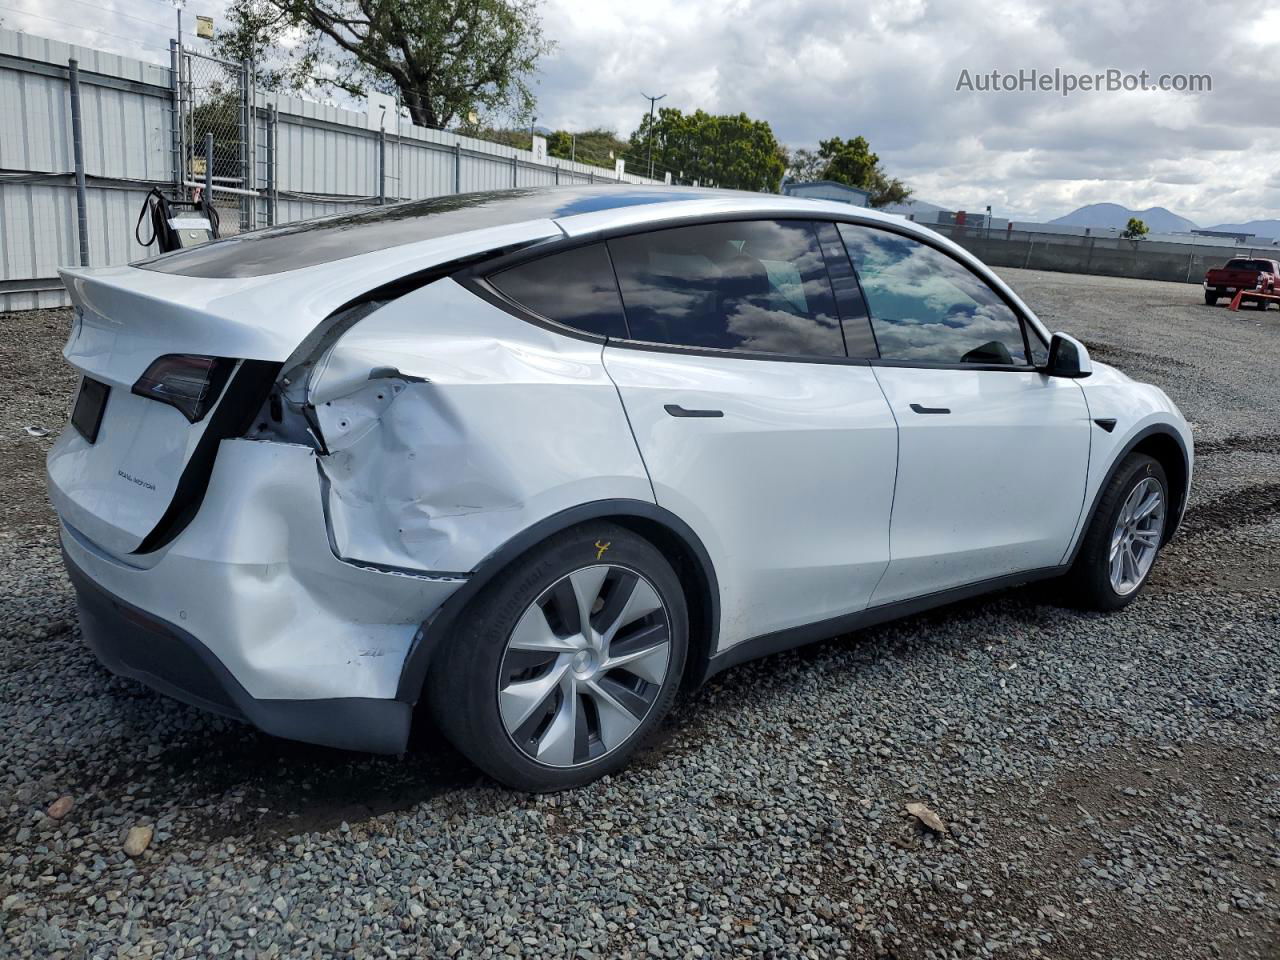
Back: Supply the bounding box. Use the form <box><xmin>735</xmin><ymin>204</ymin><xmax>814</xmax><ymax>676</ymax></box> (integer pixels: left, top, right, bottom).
<box><xmin>49</xmin><ymin>187</ymin><xmax>1192</xmax><ymax>791</ymax></box>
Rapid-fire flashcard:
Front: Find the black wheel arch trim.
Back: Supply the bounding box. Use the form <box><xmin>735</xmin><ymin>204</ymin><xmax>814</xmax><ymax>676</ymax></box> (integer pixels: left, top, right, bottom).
<box><xmin>395</xmin><ymin>428</ymin><xmax>1189</xmax><ymax>703</ymax></box>
<box><xmin>1065</xmin><ymin>423</ymin><xmax>1191</xmax><ymax>566</ymax></box>
<box><xmin>394</xmin><ymin>498</ymin><xmax>721</xmax><ymax>704</ymax></box>
<box><xmin>693</xmin><ymin>424</ymin><xmax>1190</xmax><ymax>685</ymax></box>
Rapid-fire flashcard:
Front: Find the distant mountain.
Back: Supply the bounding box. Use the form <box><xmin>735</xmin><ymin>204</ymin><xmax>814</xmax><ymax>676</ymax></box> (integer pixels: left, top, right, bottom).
<box><xmin>1204</xmin><ymin>220</ymin><xmax>1280</xmax><ymax>240</ymax></box>
<box><xmin>1049</xmin><ymin>203</ymin><xmax>1198</xmax><ymax>233</ymax></box>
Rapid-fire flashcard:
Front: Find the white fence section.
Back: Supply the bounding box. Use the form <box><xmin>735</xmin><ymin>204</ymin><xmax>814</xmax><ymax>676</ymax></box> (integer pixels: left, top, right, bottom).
<box><xmin>0</xmin><ymin>27</ymin><xmax>660</xmax><ymax>312</ymax></box>
<box><xmin>0</xmin><ymin>31</ymin><xmax>173</xmax><ymax>310</ymax></box>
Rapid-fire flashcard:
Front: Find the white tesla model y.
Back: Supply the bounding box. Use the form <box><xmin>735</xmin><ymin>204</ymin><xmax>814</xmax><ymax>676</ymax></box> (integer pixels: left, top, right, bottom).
<box><xmin>48</xmin><ymin>187</ymin><xmax>1192</xmax><ymax>790</ymax></box>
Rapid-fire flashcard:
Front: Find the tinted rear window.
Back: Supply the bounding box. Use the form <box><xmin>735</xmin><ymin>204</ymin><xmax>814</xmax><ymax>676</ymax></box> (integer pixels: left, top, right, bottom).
<box><xmin>134</xmin><ymin>186</ymin><xmax>727</xmax><ymax>279</ymax></box>
<box><xmin>1224</xmin><ymin>259</ymin><xmax>1274</xmax><ymax>271</ymax></box>
<box><xmin>489</xmin><ymin>244</ymin><xmax>628</xmax><ymax>338</ymax></box>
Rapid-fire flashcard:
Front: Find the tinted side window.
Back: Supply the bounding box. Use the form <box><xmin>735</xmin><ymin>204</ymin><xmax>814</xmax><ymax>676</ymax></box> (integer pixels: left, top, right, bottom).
<box><xmin>489</xmin><ymin>243</ymin><xmax>628</xmax><ymax>338</ymax></box>
<box><xmin>608</xmin><ymin>220</ymin><xmax>845</xmax><ymax>357</ymax></box>
<box><xmin>1027</xmin><ymin>327</ymin><xmax>1049</xmax><ymax>366</ymax></box>
<box><xmin>837</xmin><ymin>223</ymin><xmax>1028</xmax><ymax>365</ymax></box>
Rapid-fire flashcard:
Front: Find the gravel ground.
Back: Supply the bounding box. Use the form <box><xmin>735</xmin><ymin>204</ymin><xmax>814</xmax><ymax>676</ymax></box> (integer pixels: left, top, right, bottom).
<box><xmin>1</xmin><ymin>269</ymin><xmax>1277</xmax><ymax>960</ymax></box>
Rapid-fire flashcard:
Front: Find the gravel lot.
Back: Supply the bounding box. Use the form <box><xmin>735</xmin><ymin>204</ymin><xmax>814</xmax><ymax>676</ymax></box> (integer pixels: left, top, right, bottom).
<box><xmin>1</xmin><ymin>269</ymin><xmax>1277</xmax><ymax>959</ymax></box>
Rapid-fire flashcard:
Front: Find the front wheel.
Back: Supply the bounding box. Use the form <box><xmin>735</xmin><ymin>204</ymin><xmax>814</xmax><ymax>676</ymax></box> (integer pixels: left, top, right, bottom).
<box><xmin>1204</xmin><ymin>290</ymin><xmax>1218</xmax><ymax>305</ymax></box>
<box><xmin>427</xmin><ymin>522</ymin><xmax>688</xmax><ymax>792</ymax></box>
<box><xmin>1062</xmin><ymin>453</ymin><xmax>1169</xmax><ymax>610</ymax></box>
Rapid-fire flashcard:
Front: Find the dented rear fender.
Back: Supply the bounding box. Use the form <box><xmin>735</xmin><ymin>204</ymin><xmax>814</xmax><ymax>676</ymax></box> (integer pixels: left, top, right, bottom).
<box><xmin>306</xmin><ymin>278</ymin><xmax>655</xmax><ymax>575</ymax></box>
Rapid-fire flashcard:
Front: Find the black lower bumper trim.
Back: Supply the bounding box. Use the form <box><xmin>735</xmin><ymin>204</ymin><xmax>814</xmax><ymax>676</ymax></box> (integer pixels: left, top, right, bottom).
<box><xmin>62</xmin><ymin>544</ymin><xmax>411</xmax><ymax>754</ymax></box>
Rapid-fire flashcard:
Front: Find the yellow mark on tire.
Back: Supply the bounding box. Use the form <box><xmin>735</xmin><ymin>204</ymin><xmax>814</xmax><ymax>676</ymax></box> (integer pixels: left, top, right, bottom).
<box><xmin>594</xmin><ymin>540</ymin><xmax>611</xmax><ymax>560</ymax></box>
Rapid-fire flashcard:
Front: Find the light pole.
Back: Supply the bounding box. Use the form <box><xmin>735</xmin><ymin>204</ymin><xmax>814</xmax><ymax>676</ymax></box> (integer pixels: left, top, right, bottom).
<box><xmin>641</xmin><ymin>92</ymin><xmax>666</xmax><ymax>179</ymax></box>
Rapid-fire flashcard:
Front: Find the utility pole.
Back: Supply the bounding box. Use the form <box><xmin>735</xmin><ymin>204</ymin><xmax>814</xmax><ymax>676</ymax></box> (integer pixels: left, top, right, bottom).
<box><xmin>641</xmin><ymin>92</ymin><xmax>666</xmax><ymax>179</ymax></box>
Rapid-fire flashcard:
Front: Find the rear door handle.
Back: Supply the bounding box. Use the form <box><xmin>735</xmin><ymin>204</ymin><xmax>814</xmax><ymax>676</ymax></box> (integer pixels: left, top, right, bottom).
<box><xmin>664</xmin><ymin>404</ymin><xmax>724</xmax><ymax>418</ymax></box>
<box><xmin>909</xmin><ymin>403</ymin><xmax>951</xmax><ymax>415</ymax></box>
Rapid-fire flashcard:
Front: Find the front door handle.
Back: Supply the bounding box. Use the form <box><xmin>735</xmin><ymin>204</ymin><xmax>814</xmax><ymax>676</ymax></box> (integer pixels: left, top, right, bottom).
<box><xmin>665</xmin><ymin>404</ymin><xmax>724</xmax><ymax>418</ymax></box>
<box><xmin>909</xmin><ymin>403</ymin><xmax>951</xmax><ymax>415</ymax></box>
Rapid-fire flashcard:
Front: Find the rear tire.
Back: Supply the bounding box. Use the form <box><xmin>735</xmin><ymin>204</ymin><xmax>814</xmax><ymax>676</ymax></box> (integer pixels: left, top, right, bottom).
<box><xmin>427</xmin><ymin>522</ymin><xmax>688</xmax><ymax>792</ymax></box>
<box><xmin>1204</xmin><ymin>290</ymin><xmax>1218</xmax><ymax>305</ymax></box>
<box><xmin>1062</xmin><ymin>453</ymin><xmax>1169</xmax><ymax>611</ymax></box>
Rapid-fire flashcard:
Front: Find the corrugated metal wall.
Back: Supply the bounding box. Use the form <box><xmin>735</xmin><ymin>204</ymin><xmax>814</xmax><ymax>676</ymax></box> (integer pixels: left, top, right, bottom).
<box><xmin>1</xmin><ymin>30</ymin><xmax>176</xmax><ymax>309</ymax></box>
<box><xmin>0</xmin><ymin>27</ymin><xmax>660</xmax><ymax>312</ymax></box>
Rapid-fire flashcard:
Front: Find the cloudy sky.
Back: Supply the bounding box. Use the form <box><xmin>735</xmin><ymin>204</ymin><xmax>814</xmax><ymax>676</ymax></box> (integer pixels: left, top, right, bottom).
<box><xmin>7</xmin><ymin>0</ymin><xmax>1278</xmax><ymax>224</ymax></box>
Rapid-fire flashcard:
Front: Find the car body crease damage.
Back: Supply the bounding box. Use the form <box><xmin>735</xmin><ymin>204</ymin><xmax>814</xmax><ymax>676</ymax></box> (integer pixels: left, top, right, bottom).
<box><xmin>314</xmin><ymin>376</ymin><xmax>526</xmax><ymax>573</ymax></box>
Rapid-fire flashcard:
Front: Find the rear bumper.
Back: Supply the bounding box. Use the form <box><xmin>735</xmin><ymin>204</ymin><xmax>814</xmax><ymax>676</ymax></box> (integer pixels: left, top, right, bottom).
<box><xmin>55</xmin><ymin>438</ymin><xmax>469</xmax><ymax>754</ymax></box>
<box><xmin>64</xmin><ymin>546</ymin><xmax>413</xmax><ymax>753</ymax></box>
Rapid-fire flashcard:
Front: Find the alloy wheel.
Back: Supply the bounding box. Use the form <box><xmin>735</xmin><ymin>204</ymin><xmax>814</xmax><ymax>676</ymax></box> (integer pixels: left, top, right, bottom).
<box><xmin>1109</xmin><ymin>476</ymin><xmax>1165</xmax><ymax>596</ymax></box>
<box><xmin>497</xmin><ymin>565</ymin><xmax>672</xmax><ymax>768</ymax></box>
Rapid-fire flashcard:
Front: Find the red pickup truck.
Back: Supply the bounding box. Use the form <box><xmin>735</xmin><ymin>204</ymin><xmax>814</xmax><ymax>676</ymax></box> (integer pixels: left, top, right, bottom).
<box><xmin>1203</xmin><ymin>258</ymin><xmax>1280</xmax><ymax>307</ymax></box>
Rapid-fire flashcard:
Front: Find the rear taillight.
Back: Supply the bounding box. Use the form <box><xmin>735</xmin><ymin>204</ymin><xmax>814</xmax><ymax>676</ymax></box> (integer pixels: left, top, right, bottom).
<box><xmin>132</xmin><ymin>354</ymin><xmax>235</xmax><ymax>423</ymax></box>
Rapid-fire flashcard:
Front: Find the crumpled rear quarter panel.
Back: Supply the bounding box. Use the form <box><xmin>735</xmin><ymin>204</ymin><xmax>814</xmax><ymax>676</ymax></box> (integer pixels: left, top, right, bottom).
<box><xmin>309</xmin><ymin>278</ymin><xmax>655</xmax><ymax>574</ymax></box>
<box><xmin>61</xmin><ymin>439</ymin><xmax>465</xmax><ymax>700</ymax></box>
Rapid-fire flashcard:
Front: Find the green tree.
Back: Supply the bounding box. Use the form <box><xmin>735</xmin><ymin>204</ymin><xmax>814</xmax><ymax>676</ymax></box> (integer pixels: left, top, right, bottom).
<box><xmin>467</xmin><ymin>128</ymin><xmax>630</xmax><ymax>169</ymax></box>
<box><xmin>546</xmin><ymin>129</ymin><xmax>630</xmax><ymax>168</ymax></box>
<box><xmin>215</xmin><ymin>0</ymin><xmax>552</xmax><ymax>129</ymax></box>
<box><xmin>787</xmin><ymin>135</ymin><xmax>912</xmax><ymax>207</ymax></box>
<box><xmin>475</xmin><ymin>128</ymin><xmax>534</xmax><ymax>150</ymax></box>
<box><xmin>1121</xmin><ymin>217</ymin><xmax>1149</xmax><ymax>240</ymax></box>
<box><xmin>188</xmin><ymin>94</ymin><xmax>246</xmax><ymax>184</ymax></box>
<box><xmin>785</xmin><ymin>147</ymin><xmax>824</xmax><ymax>183</ymax></box>
<box><xmin>815</xmin><ymin>136</ymin><xmax>878</xmax><ymax>188</ymax></box>
<box><xmin>628</xmin><ymin>108</ymin><xmax>786</xmax><ymax>191</ymax></box>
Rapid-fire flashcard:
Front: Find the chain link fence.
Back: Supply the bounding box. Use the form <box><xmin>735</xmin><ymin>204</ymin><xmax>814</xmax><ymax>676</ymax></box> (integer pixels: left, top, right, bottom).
<box><xmin>180</xmin><ymin>49</ymin><xmax>252</xmax><ymax>234</ymax></box>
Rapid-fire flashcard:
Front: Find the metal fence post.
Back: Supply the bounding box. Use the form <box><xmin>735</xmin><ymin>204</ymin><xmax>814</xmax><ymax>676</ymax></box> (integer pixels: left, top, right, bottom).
<box><xmin>377</xmin><ymin>127</ymin><xmax>387</xmax><ymax>205</ymax></box>
<box><xmin>240</xmin><ymin>58</ymin><xmax>251</xmax><ymax>231</ymax></box>
<box><xmin>265</xmin><ymin>103</ymin><xmax>276</xmax><ymax>226</ymax></box>
<box><xmin>511</xmin><ymin>153</ymin><xmax>518</xmax><ymax>188</ymax></box>
<box><xmin>454</xmin><ymin>142</ymin><xmax>461</xmax><ymax>193</ymax></box>
<box><xmin>177</xmin><ymin>45</ymin><xmax>188</xmax><ymax>192</ymax></box>
<box><xmin>169</xmin><ymin>40</ymin><xmax>181</xmax><ymax>193</ymax></box>
<box><xmin>554</xmin><ymin>165</ymin><xmax>559</xmax><ymax>185</ymax></box>
<box><xmin>67</xmin><ymin>59</ymin><xmax>90</xmax><ymax>267</ymax></box>
<box><xmin>204</xmin><ymin>132</ymin><xmax>214</xmax><ymax>204</ymax></box>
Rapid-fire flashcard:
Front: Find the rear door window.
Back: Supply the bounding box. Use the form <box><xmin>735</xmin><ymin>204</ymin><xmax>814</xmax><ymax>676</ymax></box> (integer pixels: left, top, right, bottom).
<box><xmin>607</xmin><ymin>220</ymin><xmax>845</xmax><ymax>358</ymax></box>
<box><xmin>488</xmin><ymin>243</ymin><xmax>628</xmax><ymax>338</ymax></box>
<box><xmin>837</xmin><ymin>223</ymin><xmax>1029</xmax><ymax>366</ymax></box>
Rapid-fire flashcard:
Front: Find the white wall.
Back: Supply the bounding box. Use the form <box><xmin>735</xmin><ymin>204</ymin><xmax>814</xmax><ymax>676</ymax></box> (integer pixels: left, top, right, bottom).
<box><xmin>0</xmin><ymin>27</ymin><xmax>661</xmax><ymax>311</ymax></box>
